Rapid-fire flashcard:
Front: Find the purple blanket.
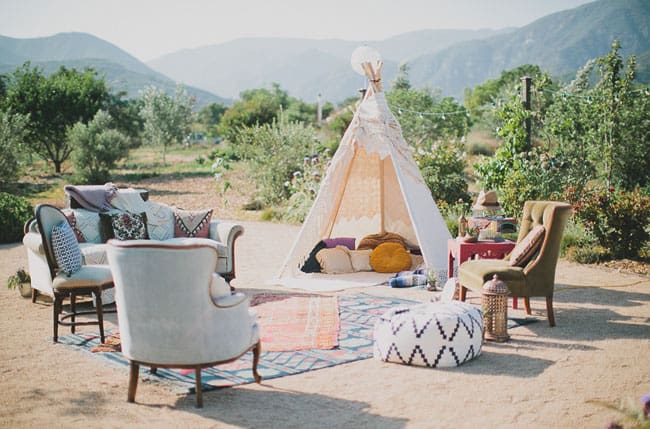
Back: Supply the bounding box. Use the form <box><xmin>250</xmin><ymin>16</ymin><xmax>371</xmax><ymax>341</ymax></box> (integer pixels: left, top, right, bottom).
<box><xmin>64</xmin><ymin>183</ymin><xmax>118</xmax><ymax>212</ymax></box>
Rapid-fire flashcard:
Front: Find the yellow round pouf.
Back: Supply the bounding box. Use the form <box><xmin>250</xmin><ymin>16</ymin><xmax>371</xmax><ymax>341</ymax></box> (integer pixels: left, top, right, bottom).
<box><xmin>370</xmin><ymin>242</ymin><xmax>412</xmax><ymax>273</ymax></box>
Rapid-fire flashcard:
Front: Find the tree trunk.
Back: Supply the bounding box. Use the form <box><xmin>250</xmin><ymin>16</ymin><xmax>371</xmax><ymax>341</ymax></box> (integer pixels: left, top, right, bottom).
<box><xmin>54</xmin><ymin>160</ymin><xmax>62</xmax><ymax>174</ymax></box>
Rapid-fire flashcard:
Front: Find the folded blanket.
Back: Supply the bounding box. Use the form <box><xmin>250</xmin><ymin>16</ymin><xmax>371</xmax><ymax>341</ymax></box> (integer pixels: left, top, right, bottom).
<box><xmin>389</xmin><ymin>273</ymin><xmax>428</xmax><ymax>288</ymax></box>
<box><xmin>64</xmin><ymin>183</ymin><xmax>118</xmax><ymax>212</ymax></box>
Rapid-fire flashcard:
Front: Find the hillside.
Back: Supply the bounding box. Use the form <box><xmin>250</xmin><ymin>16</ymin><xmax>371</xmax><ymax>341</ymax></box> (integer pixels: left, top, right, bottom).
<box><xmin>147</xmin><ymin>29</ymin><xmax>510</xmax><ymax>102</ymax></box>
<box><xmin>409</xmin><ymin>0</ymin><xmax>650</xmax><ymax>98</ymax></box>
<box><xmin>148</xmin><ymin>0</ymin><xmax>649</xmax><ymax>102</ymax></box>
<box><xmin>0</xmin><ymin>32</ymin><xmax>229</xmax><ymax>107</ymax></box>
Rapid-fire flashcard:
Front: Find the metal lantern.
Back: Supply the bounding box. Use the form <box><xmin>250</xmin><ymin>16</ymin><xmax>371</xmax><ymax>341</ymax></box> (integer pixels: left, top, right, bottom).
<box><xmin>482</xmin><ymin>274</ymin><xmax>510</xmax><ymax>342</ymax></box>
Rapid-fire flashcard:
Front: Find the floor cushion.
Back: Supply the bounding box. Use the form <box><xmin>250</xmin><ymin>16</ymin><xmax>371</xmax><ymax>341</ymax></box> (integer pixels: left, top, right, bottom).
<box><xmin>374</xmin><ymin>301</ymin><xmax>483</xmax><ymax>367</ymax></box>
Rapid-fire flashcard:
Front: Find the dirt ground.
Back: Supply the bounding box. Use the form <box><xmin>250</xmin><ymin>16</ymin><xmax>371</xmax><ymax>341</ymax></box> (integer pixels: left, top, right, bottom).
<box><xmin>1</xmin><ymin>176</ymin><xmax>649</xmax><ymax>428</ymax></box>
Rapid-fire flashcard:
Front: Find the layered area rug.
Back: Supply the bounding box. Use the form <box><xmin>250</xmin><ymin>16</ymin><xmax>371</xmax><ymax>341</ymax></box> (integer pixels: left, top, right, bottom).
<box><xmin>58</xmin><ymin>293</ymin><xmax>537</xmax><ymax>393</ymax></box>
<box><xmin>58</xmin><ymin>293</ymin><xmax>415</xmax><ymax>393</ymax></box>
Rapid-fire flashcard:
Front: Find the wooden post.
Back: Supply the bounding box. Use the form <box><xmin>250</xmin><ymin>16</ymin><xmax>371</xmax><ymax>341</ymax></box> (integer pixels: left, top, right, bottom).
<box><xmin>521</xmin><ymin>76</ymin><xmax>532</xmax><ymax>150</ymax></box>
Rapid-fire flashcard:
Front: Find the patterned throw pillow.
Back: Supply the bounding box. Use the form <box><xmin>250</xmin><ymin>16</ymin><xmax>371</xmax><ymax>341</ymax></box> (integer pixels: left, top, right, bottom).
<box><xmin>173</xmin><ymin>209</ymin><xmax>213</xmax><ymax>238</ymax></box>
<box><xmin>509</xmin><ymin>225</ymin><xmax>546</xmax><ymax>267</ymax></box>
<box><xmin>51</xmin><ymin>221</ymin><xmax>83</xmax><ymax>276</ymax></box>
<box><xmin>100</xmin><ymin>212</ymin><xmax>149</xmax><ymax>241</ymax></box>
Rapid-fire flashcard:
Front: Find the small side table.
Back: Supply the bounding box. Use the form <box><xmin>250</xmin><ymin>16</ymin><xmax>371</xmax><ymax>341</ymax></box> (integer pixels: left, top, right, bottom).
<box><xmin>447</xmin><ymin>238</ymin><xmax>518</xmax><ymax>307</ymax></box>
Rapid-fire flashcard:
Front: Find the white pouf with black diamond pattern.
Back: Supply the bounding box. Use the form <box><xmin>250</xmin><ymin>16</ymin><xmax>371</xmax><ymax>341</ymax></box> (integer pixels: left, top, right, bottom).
<box><xmin>373</xmin><ymin>301</ymin><xmax>483</xmax><ymax>367</ymax></box>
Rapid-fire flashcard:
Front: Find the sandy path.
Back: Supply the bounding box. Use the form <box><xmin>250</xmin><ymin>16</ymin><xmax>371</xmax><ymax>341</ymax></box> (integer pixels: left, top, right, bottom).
<box><xmin>1</xmin><ymin>219</ymin><xmax>649</xmax><ymax>428</ymax></box>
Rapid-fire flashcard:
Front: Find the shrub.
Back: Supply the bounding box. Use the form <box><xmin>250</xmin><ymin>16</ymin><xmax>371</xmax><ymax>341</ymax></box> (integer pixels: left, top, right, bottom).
<box><xmin>232</xmin><ymin>121</ymin><xmax>328</xmax><ymax>207</ymax></box>
<box><xmin>565</xmin><ymin>245</ymin><xmax>611</xmax><ymax>264</ymax></box>
<box><xmin>0</xmin><ymin>192</ymin><xmax>33</xmax><ymax>243</ymax></box>
<box><xmin>69</xmin><ymin>110</ymin><xmax>129</xmax><ymax>184</ymax></box>
<box><xmin>573</xmin><ymin>187</ymin><xmax>650</xmax><ymax>259</ymax></box>
<box><xmin>560</xmin><ymin>218</ymin><xmax>596</xmax><ymax>257</ymax></box>
<box><xmin>0</xmin><ymin>110</ymin><xmax>30</xmax><ymax>189</ymax></box>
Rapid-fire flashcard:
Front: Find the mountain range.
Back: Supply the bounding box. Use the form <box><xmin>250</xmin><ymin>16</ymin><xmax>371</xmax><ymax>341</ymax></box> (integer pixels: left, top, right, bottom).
<box><xmin>0</xmin><ymin>32</ymin><xmax>228</xmax><ymax>107</ymax></box>
<box><xmin>1</xmin><ymin>0</ymin><xmax>648</xmax><ymax>105</ymax></box>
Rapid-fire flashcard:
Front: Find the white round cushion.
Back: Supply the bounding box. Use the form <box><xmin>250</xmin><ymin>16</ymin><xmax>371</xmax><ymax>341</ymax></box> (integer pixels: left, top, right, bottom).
<box><xmin>373</xmin><ymin>301</ymin><xmax>483</xmax><ymax>367</ymax></box>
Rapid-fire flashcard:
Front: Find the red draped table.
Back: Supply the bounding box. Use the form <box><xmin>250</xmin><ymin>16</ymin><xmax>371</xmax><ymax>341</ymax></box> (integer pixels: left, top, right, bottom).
<box><xmin>447</xmin><ymin>238</ymin><xmax>519</xmax><ymax>308</ymax></box>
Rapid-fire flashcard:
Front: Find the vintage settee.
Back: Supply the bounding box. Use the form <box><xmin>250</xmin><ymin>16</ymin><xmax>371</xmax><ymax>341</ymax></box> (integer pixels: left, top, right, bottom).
<box><xmin>23</xmin><ymin>187</ymin><xmax>243</xmax><ymax>302</ymax></box>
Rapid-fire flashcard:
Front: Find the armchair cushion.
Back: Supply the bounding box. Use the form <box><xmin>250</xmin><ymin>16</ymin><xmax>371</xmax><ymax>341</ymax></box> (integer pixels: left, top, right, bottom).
<box><xmin>53</xmin><ymin>264</ymin><xmax>113</xmax><ymax>289</ymax></box>
<box><xmin>51</xmin><ymin>221</ymin><xmax>83</xmax><ymax>276</ymax></box>
<box><xmin>173</xmin><ymin>208</ymin><xmax>212</xmax><ymax>238</ymax></box>
<box><xmin>509</xmin><ymin>225</ymin><xmax>545</xmax><ymax>267</ymax></box>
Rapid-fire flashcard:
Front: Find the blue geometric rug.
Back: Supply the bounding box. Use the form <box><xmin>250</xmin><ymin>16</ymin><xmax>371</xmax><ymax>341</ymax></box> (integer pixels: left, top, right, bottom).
<box><xmin>58</xmin><ymin>293</ymin><xmax>419</xmax><ymax>393</ymax></box>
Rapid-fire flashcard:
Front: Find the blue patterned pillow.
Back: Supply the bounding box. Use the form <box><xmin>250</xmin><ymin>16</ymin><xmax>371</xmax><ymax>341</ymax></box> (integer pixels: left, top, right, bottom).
<box><xmin>51</xmin><ymin>221</ymin><xmax>83</xmax><ymax>276</ymax></box>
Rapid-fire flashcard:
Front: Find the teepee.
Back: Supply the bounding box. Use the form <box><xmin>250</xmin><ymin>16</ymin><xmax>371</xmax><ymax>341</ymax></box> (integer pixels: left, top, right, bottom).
<box><xmin>277</xmin><ymin>47</ymin><xmax>451</xmax><ymax>285</ymax></box>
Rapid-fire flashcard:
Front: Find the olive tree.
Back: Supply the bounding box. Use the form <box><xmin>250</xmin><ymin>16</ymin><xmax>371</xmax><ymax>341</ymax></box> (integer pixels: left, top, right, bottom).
<box><xmin>140</xmin><ymin>85</ymin><xmax>194</xmax><ymax>164</ymax></box>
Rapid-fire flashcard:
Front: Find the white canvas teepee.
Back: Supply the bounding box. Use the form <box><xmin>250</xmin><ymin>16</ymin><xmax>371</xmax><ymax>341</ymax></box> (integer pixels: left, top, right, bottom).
<box><xmin>277</xmin><ymin>47</ymin><xmax>451</xmax><ymax>288</ymax></box>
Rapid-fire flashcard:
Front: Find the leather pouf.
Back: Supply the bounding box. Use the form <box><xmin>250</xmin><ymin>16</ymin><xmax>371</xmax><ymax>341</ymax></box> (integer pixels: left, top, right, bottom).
<box><xmin>373</xmin><ymin>301</ymin><xmax>483</xmax><ymax>368</ymax></box>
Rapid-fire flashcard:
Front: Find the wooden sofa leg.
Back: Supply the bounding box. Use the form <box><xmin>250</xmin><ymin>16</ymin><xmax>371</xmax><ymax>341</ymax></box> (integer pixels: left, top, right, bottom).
<box><xmin>195</xmin><ymin>368</ymin><xmax>203</xmax><ymax>408</ymax></box>
<box><xmin>128</xmin><ymin>361</ymin><xmax>139</xmax><ymax>403</ymax></box>
<box><xmin>524</xmin><ymin>297</ymin><xmax>532</xmax><ymax>315</ymax></box>
<box><xmin>546</xmin><ymin>296</ymin><xmax>556</xmax><ymax>327</ymax></box>
<box><xmin>53</xmin><ymin>295</ymin><xmax>63</xmax><ymax>343</ymax></box>
<box><xmin>252</xmin><ymin>340</ymin><xmax>262</xmax><ymax>384</ymax></box>
<box><xmin>458</xmin><ymin>285</ymin><xmax>467</xmax><ymax>302</ymax></box>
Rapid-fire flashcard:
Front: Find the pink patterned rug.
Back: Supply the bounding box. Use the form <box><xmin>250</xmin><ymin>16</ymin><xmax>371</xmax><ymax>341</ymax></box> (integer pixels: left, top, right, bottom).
<box><xmin>250</xmin><ymin>293</ymin><xmax>340</xmax><ymax>352</ymax></box>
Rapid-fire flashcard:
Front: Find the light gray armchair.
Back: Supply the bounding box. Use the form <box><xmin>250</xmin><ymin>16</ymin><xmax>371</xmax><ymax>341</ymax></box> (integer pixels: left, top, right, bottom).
<box><xmin>106</xmin><ymin>239</ymin><xmax>261</xmax><ymax>408</ymax></box>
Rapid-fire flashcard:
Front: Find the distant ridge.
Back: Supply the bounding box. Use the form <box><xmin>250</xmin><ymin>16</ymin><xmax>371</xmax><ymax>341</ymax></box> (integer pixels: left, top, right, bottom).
<box><xmin>147</xmin><ymin>0</ymin><xmax>649</xmax><ymax>101</ymax></box>
<box><xmin>147</xmin><ymin>29</ymin><xmax>512</xmax><ymax>102</ymax></box>
<box><xmin>0</xmin><ymin>32</ymin><xmax>229</xmax><ymax>107</ymax></box>
<box><xmin>408</xmin><ymin>0</ymin><xmax>650</xmax><ymax>98</ymax></box>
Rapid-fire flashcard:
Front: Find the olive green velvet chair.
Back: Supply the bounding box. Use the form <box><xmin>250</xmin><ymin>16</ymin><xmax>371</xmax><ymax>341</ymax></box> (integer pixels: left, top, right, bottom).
<box><xmin>458</xmin><ymin>201</ymin><xmax>572</xmax><ymax>327</ymax></box>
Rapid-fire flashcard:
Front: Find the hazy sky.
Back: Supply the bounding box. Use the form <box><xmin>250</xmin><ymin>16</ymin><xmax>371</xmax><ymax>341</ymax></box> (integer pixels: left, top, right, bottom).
<box><xmin>1</xmin><ymin>0</ymin><xmax>595</xmax><ymax>61</ymax></box>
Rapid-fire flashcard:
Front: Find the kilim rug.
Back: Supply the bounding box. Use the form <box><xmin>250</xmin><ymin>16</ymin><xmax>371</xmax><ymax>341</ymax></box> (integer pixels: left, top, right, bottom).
<box><xmin>249</xmin><ymin>293</ymin><xmax>339</xmax><ymax>352</ymax></box>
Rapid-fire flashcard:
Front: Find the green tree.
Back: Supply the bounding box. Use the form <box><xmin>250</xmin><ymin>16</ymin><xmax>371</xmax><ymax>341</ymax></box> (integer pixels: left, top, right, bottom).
<box><xmin>140</xmin><ymin>85</ymin><xmax>194</xmax><ymax>164</ymax></box>
<box><xmin>546</xmin><ymin>40</ymin><xmax>650</xmax><ymax>191</ymax></box>
<box><xmin>219</xmin><ymin>83</ymin><xmax>289</xmax><ymax>142</ymax></box>
<box><xmin>106</xmin><ymin>93</ymin><xmax>144</xmax><ymax>148</ymax></box>
<box><xmin>386</xmin><ymin>70</ymin><xmax>471</xmax><ymax>205</ymax></box>
<box><xmin>197</xmin><ymin>102</ymin><xmax>228</xmax><ymax>138</ymax></box>
<box><xmin>2</xmin><ymin>63</ymin><xmax>111</xmax><ymax>173</ymax></box>
<box><xmin>69</xmin><ymin>110</ymin><xmax>129</xmax><ymax>184</ymax></box>
<box><xmin>0</xmin><ymin>110</ymin><xmax>29</xmax><ymax>189</ymax></box>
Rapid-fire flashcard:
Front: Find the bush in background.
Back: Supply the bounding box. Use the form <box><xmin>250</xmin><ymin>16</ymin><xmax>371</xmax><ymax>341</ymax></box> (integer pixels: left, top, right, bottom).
<box><xmin>0</xmin><ymin>110</ymin><xmax>29</xmax><ymax>189</ymax></box>
<box><xmin>69</xmin><ymin>110</ymin><xmax>129</xmax><ymax>184</ymax></box>
<box><xmin>0</xmin><ymin>192</ymin><xmax>33</xmax><ymax>243</ymax></box>
<box><xmin>572</xmin><ymin>187</ymin><xmax>650</xmax><ymax>259</ymax></box>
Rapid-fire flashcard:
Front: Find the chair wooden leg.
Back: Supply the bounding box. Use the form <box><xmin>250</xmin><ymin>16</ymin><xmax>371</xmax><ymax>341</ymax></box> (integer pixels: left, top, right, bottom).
<box><xmin>195</xmin><ymin>368</ymin><xmax>203</xmax><ymax>408</ymax></box>
<box><xmin>546</xmin><ymin>295</ymin><xmax>556</xmax><ymax>327</ymax></box>
<box><xmin>128</xmin><ymin>361</ymin><xmax>139</xmax><ymax>403</ymax></box>
<box><xmin>31</xmin><ymin>288</ymin><xmax>37</xmax><ymax>303</ymax></box>
<box><xmin>458</xmin><ymin>285</ymin><xmax>467</xmax><ymax>302</ymax></box>
<box><xmin>95</xmin><ymin>289</ymin><xmax>105</xmax><ymax>343</ymax></box>
<box><xmin>150</xmin><ymin>367</ymin><xmax>157</xmax><ymax>375</ymax></box>
<box><xmin>252</xmin><ymin>340</ymin><xmax>262</xmax><ymax>383</ymax></box>
<box><xmin>524</xmin><ymin>297</ymin><xmax>531</xmax><ymax>315</ymax></box>
<box><xmin>53</xmin><ymin>294</ymin><xmax>63</xmax><ymax>343</ymax></box>
<box><xmin>70</xmin><ymin>294</ymin><xmax>76</xmax><ymax>334</ymax></box>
